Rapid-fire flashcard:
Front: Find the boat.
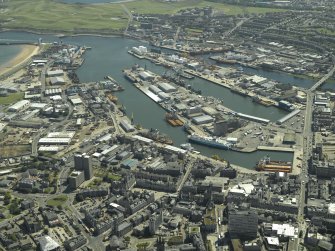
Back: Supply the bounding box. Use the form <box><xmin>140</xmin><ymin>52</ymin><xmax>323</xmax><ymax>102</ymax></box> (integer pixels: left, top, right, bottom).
<box><xmin>256</xmin><ymin>155</ymin><xmax>292</xmax><ymax>173</ymax></box>
<box><xmin>179</xmin><ymin>71</ymin><xmax>194</xmax><ymax>79</ymax></box>
<box><xmin>230</xmin><ymin>87</ymin><xmax>248</xmax><ymax>96</ymax></box>
<box><xmin>180</xmin><ymin>143</ymin><xmax>195</xmax><ymax>151</ymax></box>
<box><xmin>140</xmin><ymin>128</ymin><xmax>173</xmax><ymax>145</ymax></box>
<box><xmin>188</xmin><ymin>134</ymin><xmax>231</xmax><ymax>150</ymax></box>
<box><xmin>165</xmin><ymin>112</ymin><xmax>184</xmax><ymax>127</ymax></box>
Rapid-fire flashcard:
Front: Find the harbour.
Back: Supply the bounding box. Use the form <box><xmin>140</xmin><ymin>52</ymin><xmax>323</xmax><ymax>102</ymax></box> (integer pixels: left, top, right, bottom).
<box><xmin>0</xmin><ymin>31</ymin><xmax>298</xmax><ymax>168</ymax></box>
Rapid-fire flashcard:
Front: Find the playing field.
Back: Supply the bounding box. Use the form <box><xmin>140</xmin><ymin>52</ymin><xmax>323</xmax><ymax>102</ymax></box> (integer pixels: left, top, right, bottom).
<box><xmin>1</xmin><ymin>0</ymin><xmax>287</xmax><ymax>33</ymax></box>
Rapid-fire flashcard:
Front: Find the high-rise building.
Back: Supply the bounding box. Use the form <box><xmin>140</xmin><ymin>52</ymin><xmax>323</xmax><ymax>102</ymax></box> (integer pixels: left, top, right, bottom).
<box><xmin>228</xmin><ymin>211</ymin><xmax>258</xmax><ymax>240</ymax></box>
<box><xmin>68</xmin><ymin>171</ymin><xmax>85</xmax><ymax>189</ymax></box>
<box><xmin>148</xmin><ymin>211</ymin><xmax>163</xmax><ymax>235</ymax></box>
<box><xmin>74</xmin><ymin>153</ymin><xmax>93</xmax><ymax>180</ymax></box>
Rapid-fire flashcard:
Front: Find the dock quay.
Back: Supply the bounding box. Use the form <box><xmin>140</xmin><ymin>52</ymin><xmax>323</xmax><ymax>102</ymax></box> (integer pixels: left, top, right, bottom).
<box><xmin>257</xmin><ymin>146</ymin><xmax>295</xmax><ymax>152</ymax></box>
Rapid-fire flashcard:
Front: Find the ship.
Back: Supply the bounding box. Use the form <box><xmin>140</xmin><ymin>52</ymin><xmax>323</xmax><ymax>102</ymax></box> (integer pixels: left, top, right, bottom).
<box><xmin>183</xmin><ymin>123</ymin><xmax>194</xmax><ymax>135</ymax></box>
<box><xmin>180</xmin><ymin>143</ymin><xmax>194</xmax><ymax>151</ymax></box>
<box><xmin>104</xmin><ymin>76</ymin><xmax>125</xmax><ymax>91</ymax></box>
<box><xmin>188</xmin><ymin>134</ymin><xmax>231</xmax><ymax>150</ymax></box>
<box><xmin>230</xmin><ymin>87</ymin><xmax>248</xmax><ymax>96</ymax></box>
<box><xmin>256</xmin><ymin>155</ymin><xmax>292</xmax><ymax>173</ymax></box>
<box><xmin>165</xmin><ymin>112</ymin><xmax>184</xmax><ymax>127</ymax></box>
<box><xmin>179</xmin><ymin>71</ymin><xmax>194</xmax><ymax>79</ymax></box>
<box><xmin>139</xmin><ymin>128</ymin><xmax>173</xmax><ymax>145</ymax></box>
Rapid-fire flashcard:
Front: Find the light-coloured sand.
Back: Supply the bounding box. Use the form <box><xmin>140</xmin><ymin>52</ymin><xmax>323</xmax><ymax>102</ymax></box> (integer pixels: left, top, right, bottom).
<box><xmin>0</xmin><ymin>44</ymin><xmax>39</xmax><ymax>76</ymax></box>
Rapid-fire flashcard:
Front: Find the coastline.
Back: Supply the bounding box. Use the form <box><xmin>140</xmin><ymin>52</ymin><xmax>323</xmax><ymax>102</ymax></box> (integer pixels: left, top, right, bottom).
<box><xmin>0</xmin><ymin>44</ymin><xmax>39</xmax><ymax>76</ymax></box>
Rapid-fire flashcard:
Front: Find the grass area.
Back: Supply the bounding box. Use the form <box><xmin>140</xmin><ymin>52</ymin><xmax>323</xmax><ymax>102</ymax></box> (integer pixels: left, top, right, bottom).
<box><xmin>0</xmin><ymin>92</ymin><xmax>24</xmax><ymax>105</ymax></box>
<box><xmin>1</xmin><ymin>0</ymin><xmax>288</xmax><ymax>33</ymax></box>
<box><xmin>318</xmin><ymin>28</ymin><xmax>335</xmax><ymax>36</ymax></box>
<box><xmin>0</xmin><ymin>144</ymin><xmax>31</xmax><ymax>158</ymax></box>
<box><xmin>46</xmin><ymin>195</ymin><xmax>68</xmax><ymax>207</ymax></box>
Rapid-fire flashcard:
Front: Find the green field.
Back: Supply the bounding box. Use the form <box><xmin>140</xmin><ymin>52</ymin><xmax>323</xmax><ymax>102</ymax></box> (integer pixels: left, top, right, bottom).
<box><xmin>0</xmin><ymin>0</ymin><xmax>287</xmax><ymax>33</ymax></box>
<box><xmin>0</xmin><ymin>92</ymin><xmax>24</xmax><ymax>105</ymax></box>
<box><xmin>47</xmin><ymin>195</ymin><xmax>68</xmax><ymax>207</ymax></box>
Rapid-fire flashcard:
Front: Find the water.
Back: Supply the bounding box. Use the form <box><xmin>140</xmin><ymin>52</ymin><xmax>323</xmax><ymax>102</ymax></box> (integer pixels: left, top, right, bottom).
<box><xmin>0</xmin><ymin>31</ymin><xmax>294</xmax><ymax>168</ymax></box>
<box><xmin>0</xmin><ymin>45</ymin><xmax>23</xmax><ymax>68</ymax></box>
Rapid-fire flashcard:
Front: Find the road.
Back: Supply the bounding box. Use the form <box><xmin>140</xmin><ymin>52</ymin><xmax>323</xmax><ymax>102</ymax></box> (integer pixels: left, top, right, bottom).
<box><xmin>295</xmin><ymin>91</ymin><xmax>314</xmax><ymax>251</ymax></box>
<box><xmin>222</xmin><ymin>18</ymin><xmax>249</xmax><ymax>39</ymax></box>
<box><xmin>122</xmin><ymin>4</ymin><xmax>133</xmax><ymax>35</ymax></box>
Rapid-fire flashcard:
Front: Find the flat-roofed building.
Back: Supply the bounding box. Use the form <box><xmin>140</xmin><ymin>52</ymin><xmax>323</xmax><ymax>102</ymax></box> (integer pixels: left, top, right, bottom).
<box><xmin>68</xmin><ymin>171</ymin><xmax>85</xmax><ymax>189</ymax></box>
<box><xmin>8</xmin><ymin>100</ymin><xmax>30</xmax><ymax>112</ymax></box>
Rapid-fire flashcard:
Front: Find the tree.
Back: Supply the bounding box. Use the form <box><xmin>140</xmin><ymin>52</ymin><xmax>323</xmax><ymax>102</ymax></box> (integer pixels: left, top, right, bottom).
<box><xmin>4</xmin><ymin>192</ymin><xmax>11</xmax><ymax>205</ymax></box>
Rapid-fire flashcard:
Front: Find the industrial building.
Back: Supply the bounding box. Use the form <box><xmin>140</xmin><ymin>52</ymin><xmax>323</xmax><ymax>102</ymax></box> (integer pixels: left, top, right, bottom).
<box><xmin>192</xmin><ymin>115</ymin><xmax>214</xmax><ymax>125</ymax></box>
<box><xmin>277</xmin><ymin>109</ymin><xmax>301</xmax><ymax>124</ymax></box>
<box><xmin>120</xmin><ymin>119</ymin><xmax>135</xmax><ymax>132</ymax></box>
<box><xmin>8</xmin><ymin>100</ymin><xmax>31</xmax><ymax>112</ymax></box>
<box><xmin>47</xmin><ymin>69</ymin><xmax>64</xmax><ymax>77</ymax></box>
<box><xmin>157</xmin><ymin>82</ymin><xmax>177</xmax><ymax>93</ymax></box>
<box><xmin>38</xmin><ymin>138</ymin><xmax>72</xmax><ymax>145</ymax></box>
<box><xmin>50</xmin><ymin>76</ymin><xmax>66</xmax><ymax>85</ymax></box>
<box><xmin>236</xmin><ymin>113</ymin><xmax>270</xmax><ymax>124</ymax></box>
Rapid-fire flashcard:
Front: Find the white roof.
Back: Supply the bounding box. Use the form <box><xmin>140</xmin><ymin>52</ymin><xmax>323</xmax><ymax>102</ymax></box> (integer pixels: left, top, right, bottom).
<box><xmin>8</xmin><ymin>100</ymin><xmax>30</xmax><ymax>111</ymax></box>
<box><xmin>38</xmin><ymin>138</ymin><xmax>71</xmax><ymax>144</ymax></box>
<box><xmin>47</xmin><ymin>132</ymin><xmax>75</xmax><ymax>138</ymax></box>
<box><xmin>39</xmin><ymin>235</ymin><xmax>60</xmax><ymax>251</ymax></box>
<box><xmin>38</xmin><ymin>146</ymin><xmax>60</xmax><ymax>152</ymax></box>
<box><xmin>272</xmin><ymin>223</ymin><xmax>297</xmax><ymax>237</ymax></box>
<box><xmin>266</xmin><ymin>237</ymin><xmax>280</xmax><ymax>246</ymax></box>
<box><xmin>69</xmin><ymin>97</ymin><xmax>83</xmax><ymax>105</ymax></box>
<box><xmin>328</xmin><ymin>203</ymin><xmax>335</xmax><ymax>215</ymax></box>
<box><xmin>132</xmin><ymin>135</ymin><xmax>153</xmax><ymax>143</ymax></box>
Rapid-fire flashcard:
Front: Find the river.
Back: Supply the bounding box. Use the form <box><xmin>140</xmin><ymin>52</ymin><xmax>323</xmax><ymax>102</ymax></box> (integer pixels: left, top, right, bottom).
<box><xmin>0</xmin><ymin>31</ymin><xmax>295</xmax><ymax>168</ymax></box>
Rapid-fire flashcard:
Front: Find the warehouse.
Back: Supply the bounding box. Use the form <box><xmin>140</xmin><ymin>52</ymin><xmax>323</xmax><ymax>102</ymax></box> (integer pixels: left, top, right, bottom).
<box><xmin>277</xmin><ymin>109</ymin><xmax>300</xmax><ymax>124</ymax></box>
<box><xmin>158</xmin><ymin>92</ymin><xmax>170</xmax><ymax>100</ymax></box>
<box><xmin>50</xmin><ymin>76</ymin><xmax>66</xmax><ymax>85</ymax></box>
<box><xmin>139</xmin><ymin>71</ymin><xmax>154</xmax><ymax>81</ymax></box>
<box><xmin>47</xmin><ymin>69</ymin><xmax>64</xmax><ymax>77</ymax></box>
<box><xmin>47</xmin><ymin>132</ymin><xmax>75</xmax><ymax>138</ymax></box>
<box><xmin>38</xmin><ymin>146</ymin><xmax>61</xmax><ymax>152</ymax></box>
<box><xmin>237</xmin><ymin>113</ymin><xmax>270</xmax><ymax>124</ymax></box>
<box><xmin>148</xmin><ymin>85</ymin><xmax>162</xmax><ymax>94</ymax></box>
<box><xmin>38</xmin><ymin>138</ymin><xmax>72</xmax><ymax>145</ymax></box>
<box><xmin>202</xmin><ymin>106</ymin><xmax>219</xmax><ymax>116</ymax></box>
<box><xmin>157</xmin><ymin>82</ymin><xmax>177</xmax><ymax>93</ymax></box>
<box><xmin>120</xmin><ymin>119</ymin><xmax>135</xmax><ymax>132</ymax></box>
<box><xmin>8</xmin><ymin>100</ymin><xmax>30</xmax><ymax>112</ymax></box>
<box><xmin>192</xmin><ymin>115</ymin><xmax>214</xmax><ymax>125</ymax></box>
<box><xmin>45</xmin><ymin>88</ymin><xmax>62</xmax><ymax>96</ymax></box>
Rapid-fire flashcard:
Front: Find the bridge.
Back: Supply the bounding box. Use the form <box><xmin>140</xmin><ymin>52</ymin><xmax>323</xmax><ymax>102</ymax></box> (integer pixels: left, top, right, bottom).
<box><xmin>310</xmin><ymin>55</ymin><xmax>335</xmax><ymax>91</ymax></box>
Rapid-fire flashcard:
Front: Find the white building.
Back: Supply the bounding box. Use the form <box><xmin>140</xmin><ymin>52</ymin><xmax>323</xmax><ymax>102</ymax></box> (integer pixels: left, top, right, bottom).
<box><xmin>8</xmin><ymin>100</ymin><xmax>30</xmax><ymax>112</ymax></box>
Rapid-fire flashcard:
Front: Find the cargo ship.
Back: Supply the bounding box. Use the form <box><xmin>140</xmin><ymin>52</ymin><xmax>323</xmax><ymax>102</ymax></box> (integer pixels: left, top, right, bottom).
<box><xmin>256</xmin><ymin>156</ymin><xmax>292</xmax><ymax>173</ymax></box>
<box><xmin>188</xmin><ymin>134</ymin><xmax>231</xmax><ymax>150</ymax></box>
<box><xmin>165</xmin><ymin>112</ymin><xmax>184</xmax><ymax>127</ymax></box>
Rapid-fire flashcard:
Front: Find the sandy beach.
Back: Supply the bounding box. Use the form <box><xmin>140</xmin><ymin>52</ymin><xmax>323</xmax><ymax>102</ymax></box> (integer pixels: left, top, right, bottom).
<box><xmin>0</xmin><ymin>44</ymin><xmax>39</xmax><ymax>76</ymax></box>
